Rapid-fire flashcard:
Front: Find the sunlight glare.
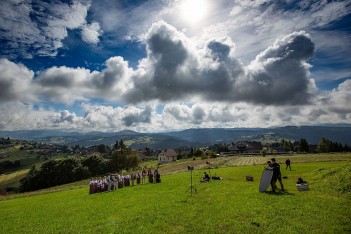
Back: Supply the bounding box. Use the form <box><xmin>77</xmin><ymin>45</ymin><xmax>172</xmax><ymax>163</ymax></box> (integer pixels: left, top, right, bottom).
<box><xmin>180</xmin><ymin>0</ymin><xmax>209</xmax><ymax>25</ymax></box>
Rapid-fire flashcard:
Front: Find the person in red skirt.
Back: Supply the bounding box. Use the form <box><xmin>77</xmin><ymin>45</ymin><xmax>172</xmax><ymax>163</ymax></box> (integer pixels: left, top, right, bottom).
<box><xmin>148</xmin><ymin>170</ymin><xmax>154</xmax><ymax>183</ymax></box>
<box><xmin>136</xmin><ymin>172</ymin><xmax>141</xmax><ymax>185</ymax></box>
<box><xmin>124</xmin><ymin>173</ymin><xmax>130</xmax><ymax>187</ymax></box>
<box><xmin>118</xmin><ymin>174</ymin><xmax>124</xmax><ymax>189</ymax></box>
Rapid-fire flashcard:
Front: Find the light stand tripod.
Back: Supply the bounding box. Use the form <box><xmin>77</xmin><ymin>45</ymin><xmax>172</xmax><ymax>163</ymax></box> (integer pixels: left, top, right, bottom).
<box><xmin>206</xmin><ymin>161</ymin><xmax>212</xmax><ymax>181</ymax></box>
<box><xmin>186</xmin><ymin>166</ymin><xmax>197</xmax><ymax>195</ymax></box>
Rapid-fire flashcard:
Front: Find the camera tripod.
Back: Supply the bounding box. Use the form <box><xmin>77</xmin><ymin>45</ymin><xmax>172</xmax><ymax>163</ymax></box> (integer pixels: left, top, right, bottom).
<box><xmin>206</xmin><ymin>161</ymin><xmax>212</xmax><ymax>181</ymax></box>
<box><xmin>186</xmin><ymin>168</ymin><xmax>197</xmax><ymax>195</ymax></box>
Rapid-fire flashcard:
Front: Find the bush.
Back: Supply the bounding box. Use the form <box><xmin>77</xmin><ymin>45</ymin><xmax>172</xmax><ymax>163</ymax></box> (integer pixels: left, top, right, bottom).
<box><xmin>82</xmin><ymin>155</ymin><xmax>109</xmax><ymax>176</ymax></box>
<box><xmin>20</xmin><ymin>158</ymin><xmax>90</xmax><ymax>192</ymax></box>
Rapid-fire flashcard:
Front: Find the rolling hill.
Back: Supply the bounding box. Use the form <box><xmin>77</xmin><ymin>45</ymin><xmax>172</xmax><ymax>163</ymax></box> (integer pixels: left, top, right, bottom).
<box><xmin>0</xmin><ymin>125</ymin><xmax>350</xmax><ymax>148</ymax></box>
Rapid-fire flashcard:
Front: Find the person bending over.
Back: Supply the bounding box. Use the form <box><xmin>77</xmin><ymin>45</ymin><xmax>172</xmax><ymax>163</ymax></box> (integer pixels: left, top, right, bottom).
<box><xmin>201</xmin><ymin>172</ymin><xmax>210</xmax><ymax>182</ymax></box>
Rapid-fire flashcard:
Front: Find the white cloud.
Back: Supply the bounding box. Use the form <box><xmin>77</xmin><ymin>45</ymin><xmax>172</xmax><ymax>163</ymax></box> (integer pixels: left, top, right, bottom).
<box><xmin>0</xmin><ymin>0</ymin><xmax>102</xmax><ymax>58</ymax></box>
<box><xmin>80</xmin><ymin>104</ymin><xmax>157</xmax><ymax>131</ymax></box>
<box><xmin>0</xmin><ymin>0</ymin><xmax>42</xmax><ymax>58</ymax></box>
<box><xmin>0</xmin><ymin>59</ymin><xmax>37</xmax><ymax>102</ymax></box>
<box><xmin>36</xmin><ymin>66</ymin><xmax>91</xmax><ymax>104</ymax></box>
<box><xmin>309</xmin><ymin>1</ymin><xmax>351</xmax><ymax>28</ymax></box>
<box><xmin>0</xmin><ymin>22</ymin><xmax>318</xmax><ymax>106</ymax></box>
<box><xmin>325</xmin><ymin>80</ymin><xmax>351</xmax><ymax>117</ymax></box>
<box><xmin>124</xmin><ymin>21</ymin><xmax>316</xmax><ymax>105</ymax></box>
<box><xmin>89</xmin><ymin>56</ymin><xmax>133</xmax><ymax>99</ymax></box>
<box><xmin>90</xmin><ymin>0</ymin><xmax>166</xmax><ymax>42</ymax></box>
<box><xmin>81</xmin><ymin>22</ymin><xmax>103</xmax><ymax>44</ymax></box>
<box><xmin>0</xmin><ymin>102</ymin><xmax>85</xmax><ymax>130</ymax></box>
<box><xmin>163</xmin><ymin>104</ymin><xmax>192</xmax><ymax>122</ymax></box>
<box><xmin>34</xmin><ymin>56</ymin><xmax>132</xmax><ymax>104</ymax></box>
<box><xmin>198</xmin><ymin>0</ymin><xmax>351</xmax><ymax>87</ymax></box>
<box><xmin>1</xmin><ymin>7</ymin><xmax>350</xmax><ymax>132</ymax></box>
<box><xmin>55</xmin><ymin>110</ymin><xmax>78</xmax><ymax>124</ymax></box>
<box><xmin>0</xmin><ymin>81</ymin><xmax>350</xmax><ymax>132</ymax></box>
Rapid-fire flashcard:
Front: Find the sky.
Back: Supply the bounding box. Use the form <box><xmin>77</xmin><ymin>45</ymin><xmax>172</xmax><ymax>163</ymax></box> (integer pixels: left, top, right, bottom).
<box><xmin>0</xmin><ymin>0</ymin><xmax>350</xmax><ymax>133</ymax></box>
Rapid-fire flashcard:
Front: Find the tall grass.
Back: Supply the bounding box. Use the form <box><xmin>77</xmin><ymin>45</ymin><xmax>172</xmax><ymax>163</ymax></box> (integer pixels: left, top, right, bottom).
<box><xmin>1</xmin><ymin>161</ymin><xmax>350</xmax><ymax>233</ymax></box>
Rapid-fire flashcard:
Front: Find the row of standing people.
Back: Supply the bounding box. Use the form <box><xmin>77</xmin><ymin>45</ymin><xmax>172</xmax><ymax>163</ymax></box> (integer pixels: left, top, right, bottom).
<box><xmin>89</xmin><ymin>169</ymin><xmax>161</xmax><ymax>194</ymax></box>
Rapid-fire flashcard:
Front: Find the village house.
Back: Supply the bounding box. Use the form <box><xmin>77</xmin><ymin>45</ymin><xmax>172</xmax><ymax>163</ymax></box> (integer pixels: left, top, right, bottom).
<box><xmin>138</xmin><ymin>148</ymin><xmax>157</xmax><ymax>160</ymax></box>
<box><xmin>228</xmin><ymin>141</ymin><xmax>263</xmax><ymax>154</ymax></box>
<box><xmin>158</xmin><ymin>149</ymin><xmax>178</xmax><ymax>164</ymax></box>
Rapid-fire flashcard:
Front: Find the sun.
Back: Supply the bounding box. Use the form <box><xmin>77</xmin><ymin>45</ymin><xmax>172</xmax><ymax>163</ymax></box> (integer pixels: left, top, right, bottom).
<box><xmin>179</xmin><ymin>0</ymin><xmax>209</xmax><ymax>25</ymax></box>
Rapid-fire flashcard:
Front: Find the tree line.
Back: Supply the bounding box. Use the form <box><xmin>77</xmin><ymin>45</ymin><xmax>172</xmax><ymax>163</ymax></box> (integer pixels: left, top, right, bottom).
<box><xmin>0</xmin><ymin>160</ymin><xmax>21</xmax><ymax>174</ymax></box>
<box><xmin>19</xmin><ymin>140</ymin><xmax>139</xmax><ymax>192</ymax></box>
<box><xmin>268</xmin><ymin>137</ymin><xmax>351</xmax><ymax>153</ymax></box>
<box><xmin>317</xmin><ymin>137</ymin><xmax>351</xmax><ymax>153</ymax></box>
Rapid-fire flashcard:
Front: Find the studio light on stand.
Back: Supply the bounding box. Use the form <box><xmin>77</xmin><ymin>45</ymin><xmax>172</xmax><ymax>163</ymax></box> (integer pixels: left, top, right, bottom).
<box><xmin>186</xmin><ymin>162</ymin><xmax>197</xmax><ymax>195</ymax></box>
<box><xmin>206</xmin><ymin>161</ymin><xmax>213</xmax><ymax>180</ymax></box>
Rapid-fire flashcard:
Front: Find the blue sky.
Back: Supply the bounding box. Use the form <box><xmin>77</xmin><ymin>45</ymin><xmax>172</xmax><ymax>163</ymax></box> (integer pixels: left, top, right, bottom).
<box><xmin>0</xmin><ymin>0</ymin><xmax>350</xmax><ymax>132</ymax></box>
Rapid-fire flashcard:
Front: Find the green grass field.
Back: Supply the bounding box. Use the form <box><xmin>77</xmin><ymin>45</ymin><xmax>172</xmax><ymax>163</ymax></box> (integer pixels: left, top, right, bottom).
<box><xmin>1</xmin><ymin>157</ymin><xmax>350</xmax><ymax>233</ymax></box>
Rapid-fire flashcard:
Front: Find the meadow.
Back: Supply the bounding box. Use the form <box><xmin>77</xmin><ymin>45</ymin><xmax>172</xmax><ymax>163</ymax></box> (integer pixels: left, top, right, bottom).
<box><xmin>1</xmin><ymin>154</ymin><xmax>350</xmax><ymax>233</ymax></box>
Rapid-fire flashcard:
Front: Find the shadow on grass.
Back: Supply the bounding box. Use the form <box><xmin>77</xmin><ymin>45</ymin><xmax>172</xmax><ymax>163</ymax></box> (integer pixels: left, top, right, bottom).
<box><xmin>263</xmin><ymin>190</ymin><xmax>294</xmax><ymax>196</ymax></box>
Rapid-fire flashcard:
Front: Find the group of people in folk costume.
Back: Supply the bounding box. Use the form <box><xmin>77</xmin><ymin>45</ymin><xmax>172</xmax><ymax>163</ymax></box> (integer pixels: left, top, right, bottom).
<box><xmin>89</xmin><ymin>168</ymin><xmax>161</xmax><ymax>194</ymax></box>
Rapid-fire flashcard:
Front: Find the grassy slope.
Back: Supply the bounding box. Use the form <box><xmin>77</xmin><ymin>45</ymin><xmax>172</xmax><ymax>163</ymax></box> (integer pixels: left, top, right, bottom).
<box><xmin>0</xmin><ymin>169</ymin><xmax>28</xmax><ymax>188</ymax></box>
<box><xmin>0</xmin><ymin>144</ymin><xmax>74</xmax><ymax>189</ymax></box>
<box><xmin>1</xmin><ymin>160</ymin><xmax>350</xmax><ymax>233</ymax></box>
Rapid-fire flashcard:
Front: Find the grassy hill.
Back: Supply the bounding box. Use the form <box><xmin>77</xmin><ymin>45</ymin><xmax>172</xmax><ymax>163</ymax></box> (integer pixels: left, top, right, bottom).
<box><xmin>1</xmin><ymin>155</ymin><xmax>351</xmax><ymax>233</ymax></box>
<box><xmin>0</xmin><ymin>143</ymin><xmax>78</xmax><ymax>190</ymax></box>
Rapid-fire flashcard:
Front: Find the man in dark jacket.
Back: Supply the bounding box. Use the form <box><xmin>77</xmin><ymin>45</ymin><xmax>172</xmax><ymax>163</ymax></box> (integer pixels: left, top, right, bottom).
<box><xmin>285</xmin><ymin>158</ymin><xmax>291</xmax><ymax>170</ymax></box>
<box><xmin>271</xmin><ymin>158</ymin><xmax>284</xmax><ymax>191</ymax></box>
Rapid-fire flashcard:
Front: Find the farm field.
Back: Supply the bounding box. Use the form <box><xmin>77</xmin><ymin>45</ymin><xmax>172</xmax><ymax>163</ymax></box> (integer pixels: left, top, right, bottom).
<box><xmin>1</xmin><ymin>155</ymin><xmax>350</xmax><ymax>233</ymax></box>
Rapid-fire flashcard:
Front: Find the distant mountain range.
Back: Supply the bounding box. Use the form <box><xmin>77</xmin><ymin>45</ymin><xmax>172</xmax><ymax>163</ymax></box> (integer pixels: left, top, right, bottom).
<box><xmin>0</xmin><ymin>125</ymin><xmax>350</xmax><ymax>149</ymax></box>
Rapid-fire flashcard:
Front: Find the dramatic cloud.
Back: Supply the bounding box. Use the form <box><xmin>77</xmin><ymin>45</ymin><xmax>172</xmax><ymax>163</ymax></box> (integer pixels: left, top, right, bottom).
<box><xmin>34</xmin><ymin>56</ymin><xmax>131</xmax><ymax>104</ymax></box>
<box><xmin>206</xmin><ymin>0</ymin><xmax>351</xmax><ymax>84</ymax></box>
<box><xmin>242</xmin><ymin>31</ymin><xmax>316</xmax><ymax>105</ymax></box>
<box><xmin>1</xmin><ymin>78</ymin><xmax>350</xmax><ymax>132</ymax></box>
<box><xmin>36</xmin><ymin>66</ymin><xmax>90</xmax><ymax>104</ymax></box>
<box><xmin>54</xmin><ymin>110</ymin><xmax>78</xmax><ymax>125</ymax></box>
<box><xmin>0</xmin><ymin>22</ymin><xmax>316</xmax><ymax>107</ymax></box>
<box><xmin>122</xmin><ymin>106</ymin><xmax>152</xmax><ymax>126</ymax></box>
<box><xmin>1</xmin><ymin>0</ymin><xmax>350</xmax><ymax>133</ymax></box>
<box><xmin>124</xmin><ymin>21</ymin><xmax>315</xmax><ymax>105</ymax></box>
<box><xmin>124</xmin><ymin>21</ymin><xmax>200</xmax><ymax>102</ymax></box>
<box><xmin>0</xmin><ymin>59</ymin><xmax>36</xmax><ymax>102</ymax></box>
<box><xmin>89</xmin><ymin>56</ymin><xmax>132</xmax><ymax>99</ymax></box>
<box><xmin>0</xmin><ymin>0</ymin><xmax>102</xmax><ymax>58</ymax></box>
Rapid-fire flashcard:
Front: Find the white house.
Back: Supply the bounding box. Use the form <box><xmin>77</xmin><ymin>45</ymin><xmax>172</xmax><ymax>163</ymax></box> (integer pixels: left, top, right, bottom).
<box><xmin>158</xmin><ymin>149</ymin><xmax>178</xmax><ymax>164</ymax></box>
